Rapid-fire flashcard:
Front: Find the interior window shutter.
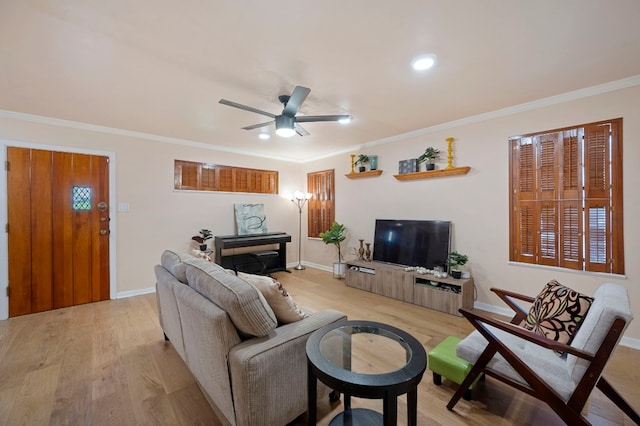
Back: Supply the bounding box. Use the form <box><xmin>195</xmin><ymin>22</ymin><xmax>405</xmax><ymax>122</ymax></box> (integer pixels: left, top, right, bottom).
<box><xmin>510</xmin><ymin>137</ymin><xmax>536</xmax><ymax>263</ymax></box>
<box><xmin>174</xmin><ymin>160</ymin><xmax>200</xmax><ymax>190</ymax></box>
<box><xmin>217</xmin><ymin>166</ymin><xmax>233</xmax><ymax>192</ymax></box>
<box><xmin>200</xmin><ymin>163</ymin><xmax>217</xmax><ymax>190</ymax></box>
<box><xmin>583</xmin><ymin>123</ymin><xmax>612</xmax><ymax>273</ymax></box>
<box><xmin>536</xmin><ymin>133</ymin><xmax>560</xmax><ymax>266</ymax></box>
<box><xmin>509</xmin><ymin>118</ymin><xmax>623</xmax><ymax>275</ymax></box>
<box><xmin>307</xmin><ymin>169</ymin><xmax>335</xmax><ymax>238</ymax></box>
<box><xmin>558</xmin><ymin>129</ymin><xmax>583</xmax><ymax>270</ymax></box>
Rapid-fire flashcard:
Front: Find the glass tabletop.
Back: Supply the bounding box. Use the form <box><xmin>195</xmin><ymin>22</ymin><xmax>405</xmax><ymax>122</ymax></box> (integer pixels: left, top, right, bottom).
<box><xmin>318</xmin><ymin>323</ymin><xmax>412</xmax><ymax>375</ymax></box>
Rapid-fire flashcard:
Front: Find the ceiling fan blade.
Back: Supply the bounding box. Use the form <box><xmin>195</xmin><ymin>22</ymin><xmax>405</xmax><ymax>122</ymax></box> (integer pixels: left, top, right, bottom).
<box><xmin>295</xmin><ymin>123</ymin><xmax>310</xmax><ymax>136</ymax></box>
<box><xmin>296</xmin><ymin>114</ymin><xmax>351</xmax><ymax>123</ymax></box>
<box><xmin>283</xmin><ymin>86</ymin><xmax>311</xmax><ymax>116</ymax></box>
<box><xmin>219</xmin><ymin>99</ymin><xmax>276</xmax><ymax>118</ymax></box>
<box><xmin>242</xmin><ymin>121</ymin><xmax>274</xmax><ymax>130</ymax></box>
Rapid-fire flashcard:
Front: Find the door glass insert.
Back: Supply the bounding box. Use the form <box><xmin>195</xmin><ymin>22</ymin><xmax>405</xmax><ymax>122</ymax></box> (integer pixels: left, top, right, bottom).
<box><xmin>72</xmin><ymin>186</ymin><xmax>92</xmax><ymax>210</ymax></box>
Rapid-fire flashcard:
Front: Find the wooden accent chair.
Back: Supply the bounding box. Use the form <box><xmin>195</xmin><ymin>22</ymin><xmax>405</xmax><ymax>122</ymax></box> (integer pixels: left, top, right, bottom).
<box><xmin>447</xmin><ymin>283</ymin><xmax>639</xmax><ymax>425</ymax></box>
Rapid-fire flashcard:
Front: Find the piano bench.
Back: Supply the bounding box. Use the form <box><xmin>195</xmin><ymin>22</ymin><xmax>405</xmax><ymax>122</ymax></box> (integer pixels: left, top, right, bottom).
<box><xmin>249</xmin><ymin>251</ymin><xmax>279</xmax><ymax>274</ymax></box>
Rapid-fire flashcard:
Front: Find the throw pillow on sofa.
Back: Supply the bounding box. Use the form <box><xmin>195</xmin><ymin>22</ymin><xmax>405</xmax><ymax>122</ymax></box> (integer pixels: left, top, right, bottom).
<box><xmin>238</xmin><ymin>272</ymin><xmax>309</xmax><ymax>324</ymax></box>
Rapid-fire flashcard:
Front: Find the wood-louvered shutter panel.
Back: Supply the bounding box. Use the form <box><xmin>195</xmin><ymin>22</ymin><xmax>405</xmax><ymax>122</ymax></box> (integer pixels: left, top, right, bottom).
<box><xmin>175</xmin><ymin>160</ymin><xmax>199</xmax><ymax>190</ymax></box>
<box><xmin>218</xmin><ymin>166</ymin><xmax>233</xmax><ymax>192</ymax></box>
<box><xmin>535</xmin><ymin>133</ymin><xmax>560</xmax><ymax>265</ymax></box>
<box><xmin>510</xmin><ymin>138</ymin><xmax>536</xmax><ymax>263</ymax></box>
<box><xmin>200</xmin><ymin>164</ymin><xmax>217</xmax><ymax>190</ymax></box>
<box><xmin>307</xmin><ymin>169</ymin><xmax>335</xmax><ymax>238</ymax></box>
<box><xmin>558</xmin><ymin>129</ymin><xmax>583</xmax><ymax>269</ymax></box>
<box><xmin>583</xmin><ymin>123</ymin><xmax>613</xmax><ymax>273</ymax></box>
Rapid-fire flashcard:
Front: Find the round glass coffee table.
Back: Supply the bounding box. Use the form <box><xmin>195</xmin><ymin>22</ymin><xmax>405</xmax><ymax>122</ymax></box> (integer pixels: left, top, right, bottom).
<box><xmin>306</xmin><ymin>320</ymin><xmax>427</xmax><ymax>426</ymax></box>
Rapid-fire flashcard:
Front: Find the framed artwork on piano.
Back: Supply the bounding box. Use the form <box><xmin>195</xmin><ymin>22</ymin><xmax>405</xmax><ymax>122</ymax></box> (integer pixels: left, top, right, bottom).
<box><xmin>234</xmin><ymin>203</ymin><xmax>268</xmax><ymax>235</ymax></box>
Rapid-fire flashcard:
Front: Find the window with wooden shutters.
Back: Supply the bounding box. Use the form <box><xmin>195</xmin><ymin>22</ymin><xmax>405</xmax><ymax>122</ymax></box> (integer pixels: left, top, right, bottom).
<box><xmin>509</xmin><ymin>118</ymin><xmax>623</xmax><ymax>274</ymax></box>
<box><xmin>307</xmin><ymin>169</ymin><xmax>335</xmax><ymax>238</ymax></box>
<box><xmin>174</xmin><ymin>160</ymin><xmax>278</xmax><ymax>194</ymax></box>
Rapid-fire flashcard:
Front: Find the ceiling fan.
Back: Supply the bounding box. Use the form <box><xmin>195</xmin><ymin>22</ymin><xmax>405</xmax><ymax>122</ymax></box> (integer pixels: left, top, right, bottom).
<box><xmin>219</xmin><ymin>86</ymin><xmax>351</xmax><ymax>137</ymax></box>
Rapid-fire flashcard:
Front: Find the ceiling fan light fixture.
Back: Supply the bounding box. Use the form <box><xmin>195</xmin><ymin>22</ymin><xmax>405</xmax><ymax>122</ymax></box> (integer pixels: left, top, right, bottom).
<box><xmin>411</xmin><ymin>53</ymin><xmax>437</xmax><ymax>71</ymax></box>
<box><xmin>258</xmin><ymin>132</ymin><xmax>270</xmax><ymax>140</ymax></box>
<box><xmin>275</xmin><ymin>115</ymin><xmax>296</xmax><ymax>137</ymax></box>
<box><xmin>339</xmin><ymin>116</ymin><xmax>352</xmax><ymax>124</ymax></box>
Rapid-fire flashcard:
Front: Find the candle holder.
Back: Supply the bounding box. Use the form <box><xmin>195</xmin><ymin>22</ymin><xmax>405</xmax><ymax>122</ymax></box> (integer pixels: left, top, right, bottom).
<box><xmin>446</xmin><ymin>137</ymin><xmax>455</xmax><ymax>169</ymax></box>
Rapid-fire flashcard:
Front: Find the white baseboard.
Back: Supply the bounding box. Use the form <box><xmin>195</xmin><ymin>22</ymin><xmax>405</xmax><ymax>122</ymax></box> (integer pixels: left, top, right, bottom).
<box><xmin>117</xmin><ymin>287</ymin><xmax>156</xmax><ymax>299</ymax></box>
<box><xmin>292</xmin><ymin>261</ymin><xmax>332</xmax><ymax>272</ymax></box>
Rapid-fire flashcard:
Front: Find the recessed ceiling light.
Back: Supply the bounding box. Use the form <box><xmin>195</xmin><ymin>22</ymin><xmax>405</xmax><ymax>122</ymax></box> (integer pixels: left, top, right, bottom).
<box><xmin>258</xmin><ymin>133</ymin><xmax>270</xmax><ymax>140</ymax></box>
<box><xmin>411</xmin><ymin>53</ymin><xmax>437</xmax><ymax>71</ymax></box>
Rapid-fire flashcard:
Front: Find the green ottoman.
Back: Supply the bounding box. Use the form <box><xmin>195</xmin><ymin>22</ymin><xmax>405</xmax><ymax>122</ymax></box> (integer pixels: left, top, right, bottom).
<box><xmin>428</xmin><ymin>336</ymin><xmax>480</xmax><ymax>400</ymax></box>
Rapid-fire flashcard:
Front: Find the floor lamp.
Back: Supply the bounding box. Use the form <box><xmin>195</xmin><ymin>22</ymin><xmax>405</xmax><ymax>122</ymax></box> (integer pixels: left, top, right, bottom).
<box><xmin>290</xmin><ymin>191</ymin><xmax>312</xmax><ymax>270</ymax></box>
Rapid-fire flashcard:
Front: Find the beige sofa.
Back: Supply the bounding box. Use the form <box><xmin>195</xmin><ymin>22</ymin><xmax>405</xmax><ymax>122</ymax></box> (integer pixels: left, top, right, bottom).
<box><xmin>154</xmin><ymin>250</ymin><xmax>347</xmax><ymax>426</ymax></box>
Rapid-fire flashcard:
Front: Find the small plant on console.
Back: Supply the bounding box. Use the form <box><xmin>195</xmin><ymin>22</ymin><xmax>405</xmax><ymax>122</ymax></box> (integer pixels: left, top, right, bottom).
<box><xmin>446</xmin><ymin>251</ymin><xmax>468</xmax><ymax>279</ymax></box>
<box><xmin>192</xmin><ymin>229</ymin><xmax>213</xmax><ymax>251</ymax></box>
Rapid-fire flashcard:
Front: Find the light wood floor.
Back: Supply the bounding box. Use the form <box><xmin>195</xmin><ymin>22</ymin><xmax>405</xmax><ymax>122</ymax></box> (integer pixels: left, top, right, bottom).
<box><xmin>0</xmin><ymin>268</ymin><xmax>638</xmax><ymax>425</ymax></box>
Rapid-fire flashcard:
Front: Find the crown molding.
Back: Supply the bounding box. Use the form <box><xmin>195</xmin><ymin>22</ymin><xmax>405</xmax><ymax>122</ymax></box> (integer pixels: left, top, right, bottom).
<box><xmin>2</xmin><ymin>74</ymin><xmax>639</xmax><ymax>164</ymax></box>
<box><xmin>0</xmin><ymin>110</ymin><xmax>297</xmax><ymax>163</ymax></box>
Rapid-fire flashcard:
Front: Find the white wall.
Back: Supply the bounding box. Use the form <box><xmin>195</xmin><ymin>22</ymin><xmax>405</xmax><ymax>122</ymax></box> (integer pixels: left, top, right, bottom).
<box><xmin>0</xmin><ymin>117</ymin><xmax>306</xmax><ymax>308</ymax></box>
<box><xmin>304</xmin><ymin>84</ymin><xmax>640</xmax><ymax>344</ymax></box>
<box><xmin>1</xmin><ymin>83</ymin><xmax>638</xmax><ymax>345</ymax></box>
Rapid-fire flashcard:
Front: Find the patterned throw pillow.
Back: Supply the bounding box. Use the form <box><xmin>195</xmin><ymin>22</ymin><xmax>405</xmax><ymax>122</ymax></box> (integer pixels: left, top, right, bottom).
<box><xmin>238</xmin><ymin>272</ymin><xmax>309</xmax><ymax>324</ymax></box>
<box><xmin>523</xmin><ymin>280</ymin><xmax>594</xmax><ymax>349</ymax></box>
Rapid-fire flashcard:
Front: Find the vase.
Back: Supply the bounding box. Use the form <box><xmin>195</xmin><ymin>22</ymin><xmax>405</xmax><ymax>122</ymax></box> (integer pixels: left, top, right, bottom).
<box><xmin>369</xmin><ymin>155</ymin><xmax>378</xmax><ymax>170</ymax></box>
<box><xmin>365</xmin><ymin>243</ymin><xmax>371</xmax><ymax>261</ymax></box>
<box><xmin>333</xmin><ymin>260</ymin><xmax>346</xmax><ymax>279</ymax></box>
<box><xmin>358</xmin><ymin>239</ymin><xmax>365</xmax><ymax>260</ymax></box>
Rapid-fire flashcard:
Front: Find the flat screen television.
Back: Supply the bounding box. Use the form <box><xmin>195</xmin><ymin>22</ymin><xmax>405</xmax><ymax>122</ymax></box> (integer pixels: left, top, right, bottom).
<box><xmin>372</xmin><ymin>219</ymin><xmax>451</xmax><ymax>269</ymax></box>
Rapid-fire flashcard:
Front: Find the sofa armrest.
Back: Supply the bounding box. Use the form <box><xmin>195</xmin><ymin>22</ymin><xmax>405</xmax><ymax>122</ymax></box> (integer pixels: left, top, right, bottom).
<box><xmin>228</xmin><ymin>309</ymin><xmax>346</xmax><ymax>426</ymax></box>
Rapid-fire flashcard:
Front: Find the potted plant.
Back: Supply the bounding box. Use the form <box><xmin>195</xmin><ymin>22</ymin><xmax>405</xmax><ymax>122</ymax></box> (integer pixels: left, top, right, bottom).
<box><xmin>417</xmin><ymin>147</ymin><xmax>440</xmax><ymax>171</ymax></box>
<box><xmin>192</xmin><ymin>228</ymin><xmax>213</xmax><ymax>251</ymax></box>
<box><xmin>354</xmin><ymin>154</ymin><xmax>369</xmax><ymax>172</ymax></box>
<box><xmin>319</xmin><ymin>221</ymin><xmax>347</xmax><ymax>278</ymax></box>
<box><xmin>446</xmin><ymin>251</ymin><xmax>468</xmax><ymax>279</ymax></box>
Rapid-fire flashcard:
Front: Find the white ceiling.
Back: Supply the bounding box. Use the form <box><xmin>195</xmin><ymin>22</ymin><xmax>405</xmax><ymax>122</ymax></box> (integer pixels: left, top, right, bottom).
<box><xmin>2</xmin><ymin>1</ymin><xmax>640</xmax><ymax>162</ymax></box>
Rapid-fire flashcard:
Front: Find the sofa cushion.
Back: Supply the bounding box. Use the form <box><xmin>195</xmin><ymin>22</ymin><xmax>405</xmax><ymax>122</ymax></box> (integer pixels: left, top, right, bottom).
<box><xmin>238</xmin><ymin>272</ymin><xmax>309</xmax><ymax>324</ymax></box>
<box><xmin>184</xmin><ymin>258</ymin><xmax>277</xmax><ymax>337</ymax></box>
<box><xmin>523</xmin><ymin>280</ymin><xmax>593</xmax><ymax>348</ymax></box>
<box><xmin>161</xmin><ymin>250</ymin><xmax>195</xmax><ymax>283</ymax></box>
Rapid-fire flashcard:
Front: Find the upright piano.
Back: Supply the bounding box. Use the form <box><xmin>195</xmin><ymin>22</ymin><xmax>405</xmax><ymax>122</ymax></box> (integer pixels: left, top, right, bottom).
<box><xmin>214</xmin><ymin>232</ymin><xmax>292</xmax><ymax>274</ymax></box>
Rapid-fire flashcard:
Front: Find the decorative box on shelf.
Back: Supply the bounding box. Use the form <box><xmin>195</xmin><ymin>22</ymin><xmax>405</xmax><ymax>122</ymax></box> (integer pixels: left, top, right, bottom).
<box><xmin>398</xmin><ymin>159</ymin><xmax>418</xmax><ymax>174</ymax></box>
<box><xmin>345</xmin><ymin>170</ymin><xmax>383</xmax><ymax>179</ymax></box>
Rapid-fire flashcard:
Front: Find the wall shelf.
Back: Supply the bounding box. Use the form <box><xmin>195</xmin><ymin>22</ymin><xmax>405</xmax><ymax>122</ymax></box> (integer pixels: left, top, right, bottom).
<box><xmin>345</xmin><ymin>170</ymin><xmax>383</xmax><ymax>179</ymax></box>
<box><xmin>393</xmin><ymin>166</ymin><xmax>470</xmax><ymax>181</ymax></box>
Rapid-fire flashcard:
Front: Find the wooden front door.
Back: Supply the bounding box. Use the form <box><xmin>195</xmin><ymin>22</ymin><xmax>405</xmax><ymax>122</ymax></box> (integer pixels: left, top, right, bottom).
<box><xmin>7</xmin><ymin>147</ymin><xmax>110</xmax><ymax>317</ymax></box>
